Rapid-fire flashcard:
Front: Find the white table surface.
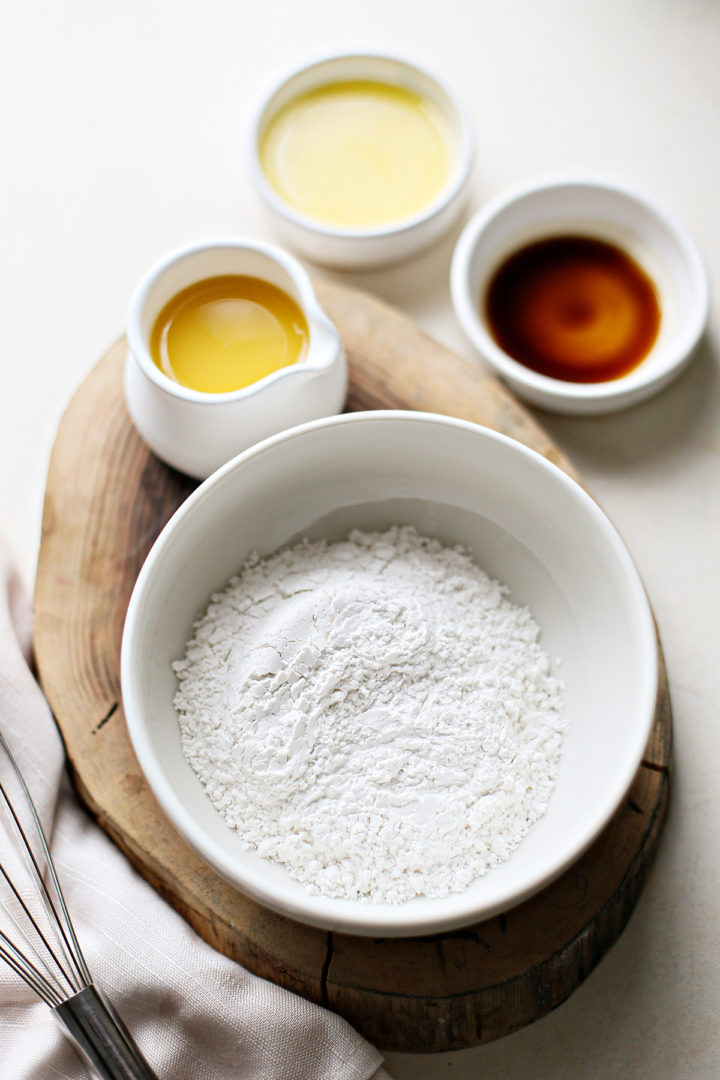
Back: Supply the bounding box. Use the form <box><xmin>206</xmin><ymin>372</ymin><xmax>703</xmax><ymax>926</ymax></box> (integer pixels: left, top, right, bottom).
<box><xmin>2</xmin><ymin>2</ymin><xmax>718</xmax><ymax>1076</ymax></box>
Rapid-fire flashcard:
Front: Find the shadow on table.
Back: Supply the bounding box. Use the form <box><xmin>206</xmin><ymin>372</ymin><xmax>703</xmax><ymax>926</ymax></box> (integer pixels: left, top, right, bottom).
<box><xmin>534</xmin><ymin>332</ymin><xmax>720</xmax><ymax>479</ymax></box>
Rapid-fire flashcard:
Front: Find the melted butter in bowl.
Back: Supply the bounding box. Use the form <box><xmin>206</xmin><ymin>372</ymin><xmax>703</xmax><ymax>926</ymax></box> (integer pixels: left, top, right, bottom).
<box><xmin>259</xmin><ymin>80</ymin><xmax>455</xmax><ymax>229</ymax></box>
<box><xmin>248</xmin><ymin>52</ymin><xmax>475</xmax><ymax>268</ymax></box>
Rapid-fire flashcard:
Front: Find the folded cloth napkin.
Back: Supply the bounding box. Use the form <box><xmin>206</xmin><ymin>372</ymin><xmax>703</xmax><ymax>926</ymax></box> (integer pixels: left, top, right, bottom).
<box><xmin>0</xmin><ymin>540</ymin><xmax>391</xmax><ymax>1080</ymax></box>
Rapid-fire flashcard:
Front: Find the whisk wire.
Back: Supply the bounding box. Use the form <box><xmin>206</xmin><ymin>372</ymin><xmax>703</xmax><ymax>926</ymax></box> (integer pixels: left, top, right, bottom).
<box><xmin>0</xmin><ymin>729</ymin><xmax>160</xmax><ymax>1078</ymax></box>
<box><xmin>0</xmin><ymin>859</ymin><xmax>71</xmax><ymax>1003</ymax></box>
<box><xmin>0</xmin><ymin>926</ymin><xmax>60</xmax><ymax>1005</ymax></box>
<box><xmin>0</xmin><ymin>731</ymin><xmax>90</xmax><ymax>995</ymax></box>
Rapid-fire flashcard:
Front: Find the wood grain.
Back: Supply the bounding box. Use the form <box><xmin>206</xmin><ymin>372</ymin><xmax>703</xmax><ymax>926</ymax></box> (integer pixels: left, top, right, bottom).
<box><xmin>33</xmin><ymin>280</ymin><xmax>670</xmax><ymax>1052</ymax></box>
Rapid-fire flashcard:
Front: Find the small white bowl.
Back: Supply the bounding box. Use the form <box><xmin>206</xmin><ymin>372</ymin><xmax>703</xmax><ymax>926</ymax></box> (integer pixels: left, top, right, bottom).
<box><xmin>247</xmin><ymin>51</ymin><xmax>476</xmax><ymax>268</ymax></box>
<box><xmin>121</xmin><ymin>411</ymin><xmax>657</xmax><ymax>937</ymax></box>
<box><xmin>125</xmin><ymin>239</ymin><xmax>347</xmax><ymax>479</ymax></box>
<box><xmin>450</xmin><ymin>177</ymin><xmax>709</xmax><ymax>415</ymax></box>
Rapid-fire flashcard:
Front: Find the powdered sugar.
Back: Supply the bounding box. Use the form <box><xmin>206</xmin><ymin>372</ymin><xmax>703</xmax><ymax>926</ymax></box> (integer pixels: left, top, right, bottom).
<box><xmin>173</xmin><ymin>526</ymin><xmax>566</xmax><ymax>903</ymax></box>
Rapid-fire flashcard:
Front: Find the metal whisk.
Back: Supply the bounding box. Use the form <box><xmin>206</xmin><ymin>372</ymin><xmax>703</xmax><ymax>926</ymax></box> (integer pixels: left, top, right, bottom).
<box><xmin>0</xmin><ymin>730</ymin><xmax>160</xmax><ymax>1079</ymax></box>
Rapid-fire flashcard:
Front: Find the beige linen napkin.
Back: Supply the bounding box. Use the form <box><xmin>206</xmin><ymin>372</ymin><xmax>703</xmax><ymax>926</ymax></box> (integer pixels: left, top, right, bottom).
<box><xmin>0</xmin><ymin>540</ymin><xmax>391</xmax><ymax>1080</ymax></box>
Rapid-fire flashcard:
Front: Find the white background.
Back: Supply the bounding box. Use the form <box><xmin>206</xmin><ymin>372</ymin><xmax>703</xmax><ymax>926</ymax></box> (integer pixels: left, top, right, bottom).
<box><xmin>2</xmin><ymin>1</ymin><xmax>719</xmax><ymax>1076</ymax></box>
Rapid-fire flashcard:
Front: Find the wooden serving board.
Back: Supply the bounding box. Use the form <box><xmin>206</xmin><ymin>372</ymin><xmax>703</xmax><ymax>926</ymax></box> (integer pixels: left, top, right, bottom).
<box><xmin>33</xmin><ymin>280</ymin><xmax>671</xmax><ymax>1053</ymax></box>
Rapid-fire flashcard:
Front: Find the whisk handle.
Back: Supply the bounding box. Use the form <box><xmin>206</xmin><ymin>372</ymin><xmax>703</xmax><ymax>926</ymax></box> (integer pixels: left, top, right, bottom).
<box><xmin>54</xmin><ymin>984</ymin><xmax>160</xmax><ymax>1080</ymax></box>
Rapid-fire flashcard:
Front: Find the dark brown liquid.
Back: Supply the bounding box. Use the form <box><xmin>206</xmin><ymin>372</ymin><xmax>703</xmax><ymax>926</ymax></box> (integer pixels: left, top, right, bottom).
<box><xmin>484</xmin><ymin>236</ymin><xmax>661</xmax><ymax>383</ymax></box>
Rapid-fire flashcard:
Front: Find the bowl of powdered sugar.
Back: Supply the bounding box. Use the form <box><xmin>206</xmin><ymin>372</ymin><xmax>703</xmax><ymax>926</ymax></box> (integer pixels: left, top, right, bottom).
<box><xmin>121</xmin><ymin>411</ymin><xmax>657</xmax><ymax>936</ymax></box>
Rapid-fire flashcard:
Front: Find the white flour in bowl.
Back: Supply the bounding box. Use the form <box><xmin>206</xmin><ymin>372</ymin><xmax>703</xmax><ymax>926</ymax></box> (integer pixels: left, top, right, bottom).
<box><xmin>173</xmin><ymin>526</ymin><xmax>566</xmax><ymax>903</ymax></box>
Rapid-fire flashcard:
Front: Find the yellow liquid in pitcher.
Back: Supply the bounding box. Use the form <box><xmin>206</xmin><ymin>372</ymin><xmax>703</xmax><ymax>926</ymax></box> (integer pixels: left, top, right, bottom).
<box><xmin>259</xmin><ymin>80</ymin><xmax>455</xmax><ymax>228</ymax></box>
<box><xmin>150</xmin><ymin>275</ymin><xmax>309</xmax><ymax>393</ymax></box>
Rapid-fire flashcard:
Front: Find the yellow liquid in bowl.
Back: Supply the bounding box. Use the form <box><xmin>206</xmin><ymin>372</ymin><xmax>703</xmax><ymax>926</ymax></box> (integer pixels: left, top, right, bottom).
<box><xmin>259</xmin><ymin>80</ymin><xmax>455</xmax><ymax>228</ymax></box>
<box><xmin>150</xmin><ymin>275</ymin><xmax>309</xmax><ymax>393</ymax></box>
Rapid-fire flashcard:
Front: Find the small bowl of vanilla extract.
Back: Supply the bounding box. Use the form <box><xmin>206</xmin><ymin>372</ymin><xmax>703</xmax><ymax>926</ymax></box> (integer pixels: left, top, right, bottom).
<box><xmin>450</xmin><ymin>177</ymin><xmax>708</xmax><ymax>415</ymax></box>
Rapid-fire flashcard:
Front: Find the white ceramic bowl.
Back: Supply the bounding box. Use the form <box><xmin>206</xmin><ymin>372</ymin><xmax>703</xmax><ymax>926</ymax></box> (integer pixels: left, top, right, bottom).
<box><xmin>121</xmin><ymin>411</ymin><xmax>657</xmax><ymax>937</ymax></box>
<box><xmin>125</xmin><ymin>239</ymin><xmax>347</xmax><ymax>479</ymax></box>
<box><xmin>451</xmin><ymin>177</ymin><xmax>709</xmax><ymax>414</ymax></box>
<box><xmin>247</xmin><ymin>51</ymin><xmax>476</xmax><ymax>268</ymax></box>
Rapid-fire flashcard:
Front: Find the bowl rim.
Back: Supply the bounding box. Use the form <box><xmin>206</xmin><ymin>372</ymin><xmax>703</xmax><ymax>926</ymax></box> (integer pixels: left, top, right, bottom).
<box><xmin>121</xmin><ymin>409</ymin><xmax>659</xmax><ymax>936</ymax></box>
<box><xmin>126</xmin><ymin>237</ymin><xmax>342</xmax><ymax>406</ymax></box>
<box><xmin>450</xmin><ymin>174</ymin><xmax>710</xmax><ymax>406</ymax></box>
<box><xmin>245</xmin><ymin>47</ymin><xmax>476</xmax><ymax>242</ymax></box>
